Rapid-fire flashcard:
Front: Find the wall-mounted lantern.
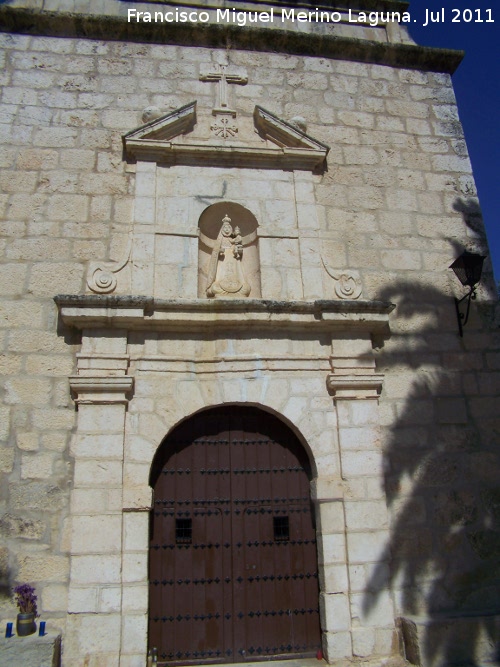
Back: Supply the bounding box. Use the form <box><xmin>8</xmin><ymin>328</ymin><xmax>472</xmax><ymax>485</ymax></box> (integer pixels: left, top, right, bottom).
<box><xmin>449</xmin><ymin>251</ymin><xmax>486</xmax><ymax>337</ymax></box>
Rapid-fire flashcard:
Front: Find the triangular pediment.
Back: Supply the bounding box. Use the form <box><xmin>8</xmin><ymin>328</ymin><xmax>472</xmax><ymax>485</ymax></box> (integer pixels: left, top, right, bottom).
<box><xmin>123</xmin><ymin>101</ymin><xmax>197</xmax><ymax>143</ymax></box>
<box><xmin>253</xmin><ymin>106</ymin><xmax>329</xmax><ymax>153</ymax></box>
<box><xmin>123</xmin><ymin>102</ymin><xmax>329</xmax><ymax>172</ymax></box>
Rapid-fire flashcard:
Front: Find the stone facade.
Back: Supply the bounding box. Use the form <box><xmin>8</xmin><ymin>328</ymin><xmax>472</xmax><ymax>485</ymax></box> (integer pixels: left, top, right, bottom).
<box><xmin>0</xmin><ymin>1</ymin><xmax>499</xmax><ymax>667</ymax></box>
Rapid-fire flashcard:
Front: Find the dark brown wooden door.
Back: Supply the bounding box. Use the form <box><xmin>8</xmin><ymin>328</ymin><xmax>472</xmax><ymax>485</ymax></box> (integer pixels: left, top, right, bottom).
<box><xmin>149</xmin><ymin>406</ymin><xmax>321</xmax><ymax>665</ymax></box>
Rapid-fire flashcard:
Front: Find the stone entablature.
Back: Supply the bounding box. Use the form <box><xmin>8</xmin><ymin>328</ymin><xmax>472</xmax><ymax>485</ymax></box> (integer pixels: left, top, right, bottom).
<box><xmin>55</xmin><ymin>295</ymin><xmax>395</xmax><ymax>333</ymax></box>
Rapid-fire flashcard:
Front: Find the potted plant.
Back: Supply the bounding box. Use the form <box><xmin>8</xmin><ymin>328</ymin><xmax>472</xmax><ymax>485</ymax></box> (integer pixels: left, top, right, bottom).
<box><xmin>13</xmin><ymin>583</ymin><xmax>38</xmax><ymax>636</ymax></box>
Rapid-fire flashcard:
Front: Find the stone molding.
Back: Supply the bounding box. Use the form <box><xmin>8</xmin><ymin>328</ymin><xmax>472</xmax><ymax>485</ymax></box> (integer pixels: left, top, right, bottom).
<box><xmin>55</xmin><ymin>295</ymin><xmax>395</xmax><ymax>333</ymax></box>
<box><xmin>69</xmin><ymin>375</ymin><xmax>134</xmax><ymax>404</ymax></box>
<box><xmin>76</xmin><ymin>353</ymin><xmax>130</xmax><ymax>375</ymax></box>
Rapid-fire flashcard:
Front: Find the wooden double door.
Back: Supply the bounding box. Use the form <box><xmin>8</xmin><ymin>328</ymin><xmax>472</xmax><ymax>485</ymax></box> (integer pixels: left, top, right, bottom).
<box><xmin>148</xmin><ymin>406</ymin><xmax>321</xmax><ymax>665</ymax></box>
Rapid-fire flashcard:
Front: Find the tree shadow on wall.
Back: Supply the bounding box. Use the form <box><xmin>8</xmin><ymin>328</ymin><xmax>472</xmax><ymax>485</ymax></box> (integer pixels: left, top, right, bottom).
<box><xmin>363</xmin><ymin>278</ymin><xmax>500</xmax><ymax>667</ymax></box>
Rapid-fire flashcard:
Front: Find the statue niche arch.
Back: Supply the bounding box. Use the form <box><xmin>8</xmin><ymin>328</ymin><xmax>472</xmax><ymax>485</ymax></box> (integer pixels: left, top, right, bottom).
<box><xmin>198</xmin><ymin>203</ymin><xmax>261</xmax><ymax>298</ymax></box>
<box><xmin>148</xmin><ymin>405</ymin><xmax>321</xmax><ymax>665</ymax></box>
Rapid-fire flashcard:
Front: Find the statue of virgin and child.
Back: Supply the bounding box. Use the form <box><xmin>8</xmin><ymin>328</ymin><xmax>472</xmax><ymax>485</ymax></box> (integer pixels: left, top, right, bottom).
<box><xmin>206</xmin><ymin>214</ymin><xmax>251</xmax><ymax>298</ymax></box>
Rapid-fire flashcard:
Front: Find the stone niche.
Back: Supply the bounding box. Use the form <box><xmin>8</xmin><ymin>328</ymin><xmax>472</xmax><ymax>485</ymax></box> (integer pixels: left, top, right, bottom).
<box><xmin>198</xmin><ymin>201</ymin><xmax>261</xmax><ymax>298</ymax></box>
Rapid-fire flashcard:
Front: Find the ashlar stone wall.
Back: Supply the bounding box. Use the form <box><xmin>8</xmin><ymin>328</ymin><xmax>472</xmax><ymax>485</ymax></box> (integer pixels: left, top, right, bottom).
<box><xmin>1</xmin><ymin>17</ymin><xmax>499</xmax><ymax>667</ymax></box>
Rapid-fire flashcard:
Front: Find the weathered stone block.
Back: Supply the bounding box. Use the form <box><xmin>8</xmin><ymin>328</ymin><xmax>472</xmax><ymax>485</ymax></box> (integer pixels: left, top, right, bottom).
<box><xmin>5</xmin><ymin>378</ymin><xmax>52</xmax><ymax>407</ymax></box>
<box><xmin>318</xmin><ymin>533</ymin><xmax>346</xmax><ymax>565</ymax></box>
<box><xmin>122</xmin><ymin>584</ymin><xmax>148</xmax><ymax>612</ymax></box>
<box><xmin>345</xmin><ymin>500</ymin><xmax>389</xmax><ymax>531</ymax></box>
<box><xmin>341</xmin><ymin>450</ymin><xmax>383</xmax><ymax>477</ymax></box>
<box><xmin>70</xmin><ymin>515</ymin><xmax>122</xmax><ymax>554</ymax></box>
<box><xmin>352</xmin><ymin>627</ymin><xmax>376</xmax><ymax>657</ymax></box>
<box><xmin>71</xmin><ymin>433</ymin><xmax>124</xmax><ymax>459</ymax></box>
<box><xmin>0</xmin><ymin>513</ymin><xmax>45</xmax><ymax>540</ymax></box>
<box><xmin>66</xmin><ymin>613</ymin><xmax>121</xmax><ymax>655</ymax></box>
<box><xmin>121</xmin><ymin>614</ymin><xmax>148</xmax><ymax>654</ymax></box>
<box><xmin>320</xmin><ymin>592</ymin><xmax>351</xmax><ymax>632</ymax></box>
<box><xmin>347</xmin><ymin>531</ymin><xmax>388</xmax><ymax>564</ymax></box>
<box><xmin>99</xmin><ymin>586</ymin><xmax>122</xmax><ymax>612</ymax></box>
<box><xmin>123</xmin><ymin>512</ymin><xmax>148</xmax><ymax>552</ymax></box>
<box><xmin>17</xmin><ymin>554</ymin><xmax>69</xmax><ymax>582</ymax></box>
<box><xmin>322</xmin><ymin>630</ymin><xmax>352</xmax><ymax>660</ymax></box>
<box><xmin>40</xmin><ymin>584</ymin><xmax>68</xmax><ymax>612</ymax></box>
<box><xmin>351</xmin><ymin>591</ymin><xmax>395</xmax><ymax>627</ymax></box>
<box><xmin>73</xmin><ymin>460</ymin><xmax>123</xmax><ymax>487</ymax></box>
<box><xmin>21</xmin><ymin>452</ymin><xmax>55</xmax><ymax>479</ymax></box>
<box><xmin>77</xmin><ymin>404</ymin><xmax>126</xmax><ymax>433</ymax></box>
<box><xmin>0</xmin><ymin>264</ymin><xmax>28</xmax><ymax>296</ymax></box>
<box><xmin>339</xmin><ymin>427</ymin><xmax>380</xmax><ymax>450</ymax></box>
<box><xmin>317</xmin><ymin>501</ymin><xmax>345</xmax><ymax>534</ymax></box>
<box><xmin>70</xmin><ymin>555</ymin><xmax>121</xmax><ymax>585</ymax></box>
<box><xmin>68</xmin><ymin>586</ymin><xmax>99</xmax><ymax>613</ymax></box>
<box><xmin>0</xmin><ymin>633</ymin><xmax>61</xmax><ymax>667</ymax></box>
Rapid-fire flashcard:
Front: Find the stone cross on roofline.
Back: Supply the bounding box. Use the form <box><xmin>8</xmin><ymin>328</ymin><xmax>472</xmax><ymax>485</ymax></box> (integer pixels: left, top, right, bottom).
<box><xmin>199</xmin><ymin>64</ymin><xmax>248</xmax><ymax>117</ymax></box>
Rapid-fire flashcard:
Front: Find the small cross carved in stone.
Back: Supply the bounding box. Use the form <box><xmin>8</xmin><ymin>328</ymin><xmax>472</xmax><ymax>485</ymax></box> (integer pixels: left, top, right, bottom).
<box><xmin>199</xmin><ymin>64</ymin><xmax>248</xmax><ymax>117</ymax></box>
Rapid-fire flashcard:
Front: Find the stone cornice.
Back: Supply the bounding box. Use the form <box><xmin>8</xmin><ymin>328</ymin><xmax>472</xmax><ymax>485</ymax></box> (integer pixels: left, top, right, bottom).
<box><xmin>0</xmin><ymin>6</ymin><xmax>463</xmax><ymax>74</ymax></box>
<box><xmin>55</xmin><ymin>295</ymin><xmax>395</xmax><ymax>333</ymax></box>
<box><xmin>124</xmin><ymin>140</ymin><xmax>329</xmax><ymax>171</ymax></box>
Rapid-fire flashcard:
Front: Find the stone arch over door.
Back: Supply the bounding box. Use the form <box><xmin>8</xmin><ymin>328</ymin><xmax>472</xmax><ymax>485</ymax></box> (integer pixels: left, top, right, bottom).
<box><xmin>198</xmin><ymin>203</ymin><xmax>261</xmax><ymax>298</ymax></box>
<box><xmin>148</xmin><ymin>404</ymin><xmax>321</xmax><ymax>665</ymax></box>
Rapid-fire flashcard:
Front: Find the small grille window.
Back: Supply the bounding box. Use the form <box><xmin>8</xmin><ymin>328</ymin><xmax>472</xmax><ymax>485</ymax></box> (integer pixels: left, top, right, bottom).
<box><xmin>175</xmin><ymin>518</ymin><xmax>192</xmax><ymax>544</ymax></box>
<box><xmin>273</xmin><ymin>515</ymin><xmax>289</xmax><ymax>542</ymax></box>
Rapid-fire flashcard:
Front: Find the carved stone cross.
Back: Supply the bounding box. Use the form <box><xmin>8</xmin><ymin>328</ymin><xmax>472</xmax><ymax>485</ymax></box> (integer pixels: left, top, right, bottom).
<box><xmin>199</xmin><ymin>65</ymin><xmax>248</xmax><ymax>116</ymax></box>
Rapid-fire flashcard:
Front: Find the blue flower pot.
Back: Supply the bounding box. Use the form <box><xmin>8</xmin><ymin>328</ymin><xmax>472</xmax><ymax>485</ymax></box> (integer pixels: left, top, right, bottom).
<box><xmin>16</xmin><ymin>613</ymin><xmax>36</xmax><ymax>637</ymax></box>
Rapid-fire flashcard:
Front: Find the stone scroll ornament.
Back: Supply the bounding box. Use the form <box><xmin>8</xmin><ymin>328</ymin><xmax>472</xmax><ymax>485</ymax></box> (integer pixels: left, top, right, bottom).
<box><xmin>321</xmin><ymin>255</ymin><xmax>363</xmax><ymax>300</ymax></box>
<box><xmin>87</xmin><ymin>235</ymin><xmax>132</xmax><ymax>294</ymax></box>
<box><xmin>206</xmin><ymin>215</ymin><xmax>251</xmax><ymax>298</ymax></box>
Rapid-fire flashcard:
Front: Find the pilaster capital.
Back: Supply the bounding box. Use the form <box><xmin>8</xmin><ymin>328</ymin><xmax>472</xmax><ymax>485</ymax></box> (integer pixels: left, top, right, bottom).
<box><xmin>326</xmin><ymin>373</ymin><xmax>384</xmax><ymax>400</ymax></box>
<box><xmin>69</xmin><ymin>376</ymin><xmax>134</xmax><ymax>405</ymax></box>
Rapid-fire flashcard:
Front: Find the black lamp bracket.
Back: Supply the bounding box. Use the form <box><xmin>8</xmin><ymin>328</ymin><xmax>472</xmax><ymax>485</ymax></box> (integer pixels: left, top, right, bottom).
<box><xmin>454</xmin><ymin>285</ymin><xmax>477</xmax><ymax>337</ymax></box>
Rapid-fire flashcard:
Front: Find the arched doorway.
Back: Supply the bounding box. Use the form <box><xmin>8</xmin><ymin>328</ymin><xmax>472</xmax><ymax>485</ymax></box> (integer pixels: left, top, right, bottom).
<box><xmin>148</xmin><ymin>406</ymin><xmax>321</xmax><ymax>665</ymax></box>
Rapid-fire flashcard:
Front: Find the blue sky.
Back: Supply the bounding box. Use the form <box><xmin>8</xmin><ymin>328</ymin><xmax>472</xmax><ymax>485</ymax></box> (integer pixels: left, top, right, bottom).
<box><xmin>408</xmin><ymin>0</ymin><xmax>500</xmax><ymax>282</ymax></box>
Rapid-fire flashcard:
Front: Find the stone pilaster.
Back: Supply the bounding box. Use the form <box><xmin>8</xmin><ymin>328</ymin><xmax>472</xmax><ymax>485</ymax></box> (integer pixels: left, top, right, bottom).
<box><xmin>132</xmin><ymin>160</ymin><xmax>156</xmax><ymax>296</ymax></box>
<box><xmin>324</xmin><ymin>334</ymin><xmax>395</xmax><ymax>660</ymax></box>
<box><xmin>65</xmin><ymin>345</ymin><xmax>136</xmax><ymax>667</ymax></box>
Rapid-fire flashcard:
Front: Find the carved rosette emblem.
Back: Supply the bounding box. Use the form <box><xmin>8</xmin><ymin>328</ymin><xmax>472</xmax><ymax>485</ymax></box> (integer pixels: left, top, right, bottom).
<box><xmin>87</xmin><ymin>236</ymin><xmax>132</xmax><ymax>294</ymax></box>
<box><xmin>331</xmin><ymin>272</ymin><xmax>362</xmax><ymax>299</ymax></box>
<box><xmin>321</xmin><ymin>255</ymin><xmax>363</xmax><ymax>300</ymax></box>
